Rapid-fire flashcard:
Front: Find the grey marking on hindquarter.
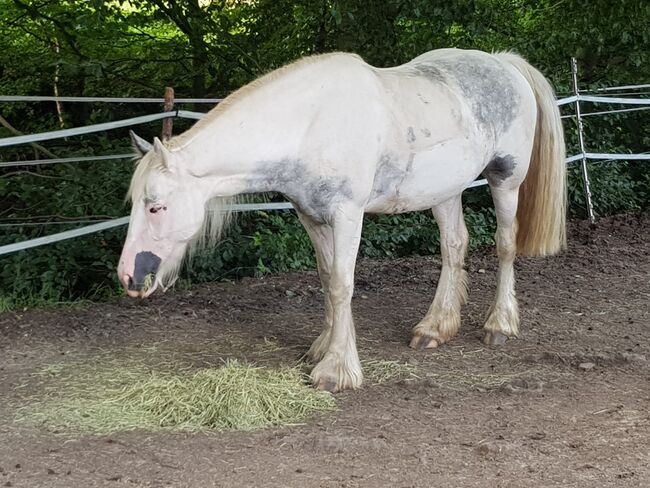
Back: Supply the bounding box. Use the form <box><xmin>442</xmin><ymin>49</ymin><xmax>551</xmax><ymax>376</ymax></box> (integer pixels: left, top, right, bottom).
<box><xmin>443</xmin><ymin>58</ymin><xmax>520</xmax><ymax>133</ymax></box>
<box><xmin>407</xmin><ymin>127</ymin><xmax>417</xmax><ymax>144</ymax></box>
<box><xmin>254</xmin><ymin>159</ymin><xmax>353</xmax><ymax>223</ymax></box>
<box><xmin>417</xmin><ymin>56</ymin><xmax>521</xmax><ymax>135</ymax></box>
<box><xmin>130</xmin><ymin>251</ymin><xmax>161</xmax><ymax>291</ymax></box>
<box><xmin>420</xmin><ymin>128</ymin><xmax>431</xmax><ymax>138</ymax></box>
<box><xmin>483</xmin><ymin>154</ymin><xmax>517</xmax><ymax>184</ymax></box>
<box><xmin>413</xmin><ymin>63</ymin><xmax>447</xmax><ymax>84</ymax></box>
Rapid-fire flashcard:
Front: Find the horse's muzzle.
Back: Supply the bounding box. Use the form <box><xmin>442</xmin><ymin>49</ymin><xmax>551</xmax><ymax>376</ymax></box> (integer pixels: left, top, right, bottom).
<box><xmin>122</xmin><ymin>251</ymin><xmax>162</xmax><ymax>298</ymax></box>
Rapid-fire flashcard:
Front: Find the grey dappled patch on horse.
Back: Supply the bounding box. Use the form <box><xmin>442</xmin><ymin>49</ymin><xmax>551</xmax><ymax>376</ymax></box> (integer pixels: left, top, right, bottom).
<box><xmin>251</xmin><ymin>158</ymin><xmax>354</xmax><ymax>223</ymax></box>
<box><xmin>483</xmin><ymin>154</ymin><xmax>518</xmax><ymax>185</ymax></box>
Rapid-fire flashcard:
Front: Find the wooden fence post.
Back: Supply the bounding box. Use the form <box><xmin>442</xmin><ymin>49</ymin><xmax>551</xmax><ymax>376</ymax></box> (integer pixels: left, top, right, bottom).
<box><xmin>162</xmin><ymin>86</ymin><xmax>175</xmax><ymax>141</ymax></box>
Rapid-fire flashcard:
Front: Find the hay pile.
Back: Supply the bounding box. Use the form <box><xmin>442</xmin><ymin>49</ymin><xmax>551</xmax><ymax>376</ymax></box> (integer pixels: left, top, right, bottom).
<box><xmin>19</xmin><ymin>360</ymin><xmax>336</xmax><ymax>434</ymax></box>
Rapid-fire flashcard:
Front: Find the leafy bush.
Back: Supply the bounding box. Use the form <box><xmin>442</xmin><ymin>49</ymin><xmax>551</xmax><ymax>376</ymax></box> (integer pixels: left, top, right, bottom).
<box><xmin>1</xmin><ymin>0</ymin><xmax>648</xmax><ymax>308</ymax></box>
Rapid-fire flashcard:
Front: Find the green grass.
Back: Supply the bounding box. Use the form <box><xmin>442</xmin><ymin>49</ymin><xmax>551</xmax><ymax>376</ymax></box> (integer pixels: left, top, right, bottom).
<box><xmin>0</xmin><ymin>293</ymin><xmax>96</xmax><ymax>313</ymax></box>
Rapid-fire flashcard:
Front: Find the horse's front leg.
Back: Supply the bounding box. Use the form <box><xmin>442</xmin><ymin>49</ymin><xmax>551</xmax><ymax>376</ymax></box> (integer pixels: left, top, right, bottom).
<box><xmin>411</xmin><ymin>195</ymin><xmax>469</xmax><ymax>349</ymax></box>
<box><xmin>309</xmin><ymin>205</ymin><xmax>364</xmax><ymax>392</ymax></box>
<box><xmin>295</xmin><ymin>211</ymin><xmax>334</xmax><ymax>363</ymax></box>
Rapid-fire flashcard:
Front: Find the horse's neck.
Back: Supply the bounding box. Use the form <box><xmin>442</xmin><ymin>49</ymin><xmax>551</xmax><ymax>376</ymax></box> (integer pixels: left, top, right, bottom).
<box><xmin>181</xmin><ymin>100</ymin><xmax>304</xmax><ymax>198</ymax></box>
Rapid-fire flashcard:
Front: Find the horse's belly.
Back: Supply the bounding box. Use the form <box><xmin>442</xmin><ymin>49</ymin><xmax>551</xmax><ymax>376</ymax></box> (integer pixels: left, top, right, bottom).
<box><xmin>365</xmin><ymin>144</ymin><xmax>485</xmax><ymax>214</ymax></box>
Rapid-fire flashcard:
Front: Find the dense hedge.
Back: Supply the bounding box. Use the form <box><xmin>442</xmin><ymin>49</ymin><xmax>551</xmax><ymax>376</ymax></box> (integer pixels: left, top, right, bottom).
<box><xmin>1</xmin><ymin>0</ymin><xmax>648</xmax><ymax>308</ymax></box>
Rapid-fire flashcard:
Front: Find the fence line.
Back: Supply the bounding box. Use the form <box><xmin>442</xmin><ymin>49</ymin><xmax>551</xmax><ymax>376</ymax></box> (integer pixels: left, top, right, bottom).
<box><xmin>1</xmin><ymin>80</ymin><xmax>649</xmax><ymax>256</ymax></box>
<box><xmin>2</xmin><ymin>95</ymin><xmax>648</xmax><ymax>150</ymax></box>
<box><xmin>592</xmin><ymin>83</ymin><xmax>650</xmax><ymax>92</ymax></box>
<box><xmin>0</xmin><ymin>112</ymin><xmax>171</xmax><ymax>148</ymax></box>
<box><xmin>0</xmin><ymin>203</ymin><xmax>294</xmax><ymax>256</ymax></box>
<box><xmin>0</xmin><ymin>153</ymin><xmax>135</xmax><ymax>168</ymax></box>
<box><xmin>1</xmin><ymin>87</ymin><xmax>645</xmax><ymax>103</ymax></box>
<box><xmin>555</xmin><ymin>94</ymin><xmax>650</xmax><ymax>106</ymax></box>
<box><xmin>7</xmin><ymin>148</ymin><xmax>649</xmax><ymax>232</ymax></box>
<box><xmin>580</xmin><ymin>106</ymin><xmax>650</xmax><ymax>118</ymax></box>
<box><xmin>0</xmin><ymin>219</ymin><xmax>117</xmax><ymax>228</ymax></box>
<box><xmin>0</xmin><ymin>95</ymin><xmax>223</xmax><ymax>104</ymax></box>
<box><xmin>0</xmin><ymin>110</ymin><xmax>207</xmax><ymax>148</ymax></box>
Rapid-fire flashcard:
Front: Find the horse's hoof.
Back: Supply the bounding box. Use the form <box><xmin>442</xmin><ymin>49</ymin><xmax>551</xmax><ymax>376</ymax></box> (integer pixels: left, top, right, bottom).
<box><xmin>310</xmin><ymin>351</ymin><xmax>362</xmax><ymax>392</ymax></box>
<box><xmin>314</xmin><ymin>378</ymin><xmax>339</xmax><ymax>393</ymax></box>
<box><xmin>483</xmin><ymin>331</ymin><xmax>509</xmax><ymax>346</ymax></box>
<box><xmin>409</xmin><ymin>335</ymin><xmax>439</xmax><ymax>350</ymax></box>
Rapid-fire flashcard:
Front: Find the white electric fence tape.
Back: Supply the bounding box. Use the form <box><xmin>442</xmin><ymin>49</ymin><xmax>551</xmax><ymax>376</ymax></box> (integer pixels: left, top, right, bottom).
<box><xmin>0</xmin><ymin>110</ymin><xmax>207</xmax><ymax>148</ymax></box>
<box><xmin>0</xmin><ymin>96</ymin><xmax>222</xmax><ymax>103</ymax></box>
<box><xmin>0</xmin><ymin>203</ymin><xmax>294</xmax><ymax>256</ymax></box>
<box><xmin>0</xmin><ymin>154</ymin><xmax>135</xmax><ymax>168</ymax></box>
<box><xmin>0</xmin><ymin>89</ymin><xmax>648</xmax><ymax>256</ymax></box>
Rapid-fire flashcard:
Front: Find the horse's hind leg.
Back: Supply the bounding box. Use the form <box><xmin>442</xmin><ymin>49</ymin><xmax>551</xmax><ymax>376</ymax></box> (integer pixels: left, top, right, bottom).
<box><xmin>483</xmin><ymin>185</ymin><xmax>520</xmax><ymax>345</ymax></box>
<box><xmin>295</xmin><ymin>211</ymin><xmax>334</xmax><ymax>362</ymax></box>
<box><xmin>410</xmin><ymin>195</ymin><xmax>468</xmax><ymax>349</ymax></box>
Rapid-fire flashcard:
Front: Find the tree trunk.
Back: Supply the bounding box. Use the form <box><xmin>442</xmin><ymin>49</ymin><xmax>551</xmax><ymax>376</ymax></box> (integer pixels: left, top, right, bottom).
<box><xmin>191</xmin><ymin>39</ymin><xmax>207</xmax><ymax>98</ymax></box>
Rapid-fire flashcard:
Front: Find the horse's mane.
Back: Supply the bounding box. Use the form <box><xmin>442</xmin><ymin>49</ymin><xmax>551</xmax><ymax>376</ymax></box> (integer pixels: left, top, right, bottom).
<box><xmin>126</xmin><ymin>150</ymin><xmax>162</xmax><ymax>204</ymax></box>
<box><xmin>167</xmin><ymin>51</ymin><xmax>359</xmax><ymax>150</ymax></box>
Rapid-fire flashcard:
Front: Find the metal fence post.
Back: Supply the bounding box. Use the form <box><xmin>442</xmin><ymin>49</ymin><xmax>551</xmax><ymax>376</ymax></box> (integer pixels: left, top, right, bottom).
<box><xmin>571</xmin><ymin>57</ymin><xmax>596</xmax><ymax>224</ymax></box>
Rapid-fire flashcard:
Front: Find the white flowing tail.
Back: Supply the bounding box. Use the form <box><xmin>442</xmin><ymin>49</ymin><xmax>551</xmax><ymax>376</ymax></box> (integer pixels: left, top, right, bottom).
<box><xmin>496</xmin><ymin>52</ymin><xmax>567</xmax><ymax>256</ymax></box>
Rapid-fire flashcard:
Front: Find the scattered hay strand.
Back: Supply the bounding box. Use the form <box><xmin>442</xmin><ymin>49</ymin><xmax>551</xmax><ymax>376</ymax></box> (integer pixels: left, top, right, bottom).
<box><xmin>362</xmin><ymin>359</ymin><xmax>419</xmax><ymax>385</ymax></box>
<box><xmin>142</xmin><ymin>273</ymin><xmax>155</xmax><ymax>293</ymax></box>
<box><xmin>17</xmin><ymin>360</ymin><xmax>336</xmax><ymax>435</ymax></box>
<box><xmin>419</xmin><ymin>369</ymin><xmax>540</xmax><ymax>391</ymax></box>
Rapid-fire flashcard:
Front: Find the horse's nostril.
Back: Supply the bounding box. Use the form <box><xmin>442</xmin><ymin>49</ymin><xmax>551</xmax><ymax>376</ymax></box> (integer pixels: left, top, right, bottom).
<box><xmin>124</xmin><ymin>273</ymin><xmax>141</xmax><ymax>292</ymax></box>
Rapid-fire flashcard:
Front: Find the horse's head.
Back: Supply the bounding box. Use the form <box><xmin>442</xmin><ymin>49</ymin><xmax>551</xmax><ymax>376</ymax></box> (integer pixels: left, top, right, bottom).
<box><xmin>117</xmin><ymin>132</ymin><xmax>208</xmax><ymax>298</ymax></box>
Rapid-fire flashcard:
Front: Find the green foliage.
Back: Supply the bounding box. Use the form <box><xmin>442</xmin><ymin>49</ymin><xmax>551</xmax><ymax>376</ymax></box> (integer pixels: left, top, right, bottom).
<box><xmin>186</xmin><ymin>210</ymin><xmax>316</xmax><ymax>281</ymax></box>
<box><xmin>1</xmin><ymin>0</ymin><xmax>648</xmax><ymax>308</ymax></box>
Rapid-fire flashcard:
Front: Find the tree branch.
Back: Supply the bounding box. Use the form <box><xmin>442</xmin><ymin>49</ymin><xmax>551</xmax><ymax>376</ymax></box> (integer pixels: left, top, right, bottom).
<box><xmin>0</xmin><ymin>115</ymin><xmax>59</xmax><ymax>159</ymax></box>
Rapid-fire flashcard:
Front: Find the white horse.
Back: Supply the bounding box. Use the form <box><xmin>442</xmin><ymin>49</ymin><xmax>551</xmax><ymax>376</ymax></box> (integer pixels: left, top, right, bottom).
<box><xmin>118</xmin><ymin>48</ymin><xmax>566</xmax><ymax>392</ymax></box>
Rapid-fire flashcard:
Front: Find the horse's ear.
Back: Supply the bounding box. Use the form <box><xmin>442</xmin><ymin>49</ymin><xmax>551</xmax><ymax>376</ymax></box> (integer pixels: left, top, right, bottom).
<box><xmin>153</xmin><ymin>137</ymin><xmax>175</xmax><ymax>171</ymax></box>
<box><xmin>130</xmin><ymin>131</ymin><xmax>153</xmax><ymax>157</ymax></box>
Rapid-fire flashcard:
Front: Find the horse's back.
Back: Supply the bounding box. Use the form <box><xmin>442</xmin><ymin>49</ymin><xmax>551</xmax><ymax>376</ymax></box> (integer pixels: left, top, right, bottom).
<box><xmin>364</xmin><ymin>49</ymin><xmax>537</xmax><ymax>213</ymax></box>
<box><xmin>375</xmin><ymin>49</ymin><xmax>532</xmax><ymax>140</ymax></box>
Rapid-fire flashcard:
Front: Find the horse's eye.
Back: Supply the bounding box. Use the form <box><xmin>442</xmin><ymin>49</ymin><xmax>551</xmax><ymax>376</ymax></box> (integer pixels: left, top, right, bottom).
<box><xmin>149</xmin><ymin>204</ymin><xmax>166</xmax><ymax>214</ymax></box>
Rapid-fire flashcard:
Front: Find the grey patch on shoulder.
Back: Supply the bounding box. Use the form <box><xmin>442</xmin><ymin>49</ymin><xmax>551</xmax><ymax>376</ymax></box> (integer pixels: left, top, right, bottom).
<box><xmin>416</xmin><ymin>92</ymin><xmax>430</xmax><ymax>105</ymax></box>
<box><xmin>407</xmin><ymin>127</ymin><xmax>416</xmax><ymax>144</ymax></box>
<box><xmin>253</xmin><ymin>159</ymin><xmax>353</xmax><ymax>223</ymax></box>
<box><xmin>435</xmin><ymin>56</ymin><xmax>521</xmax><ymax>134</ymax></box>
<box><xmin>483</xmin><ymin>154</ymin><xmax>517</xmax><ymax>184</ymax></box>
<box><xmin>420</xmin><ymin>128</ymin><xmax>431</xmax><ymax>138</ymax></box>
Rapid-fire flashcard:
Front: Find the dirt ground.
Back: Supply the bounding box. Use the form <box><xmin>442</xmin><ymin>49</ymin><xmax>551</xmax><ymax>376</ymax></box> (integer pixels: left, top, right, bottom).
<box><xmin>1</xmin><ymin>212</ymin><xmax>649</xmax><ymax>488</ymax></box>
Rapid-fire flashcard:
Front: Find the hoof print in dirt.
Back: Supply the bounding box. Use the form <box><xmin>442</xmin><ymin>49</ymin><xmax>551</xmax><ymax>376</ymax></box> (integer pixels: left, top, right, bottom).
<box><xmin>499</xmin><ymin>378</ymin><xmax>544</xmax><ymax>394</ymax></box>
<box><xmin>578</xmin><ymin>362</ymin><xmax>596</xmax><ymax>371</ymax></box>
